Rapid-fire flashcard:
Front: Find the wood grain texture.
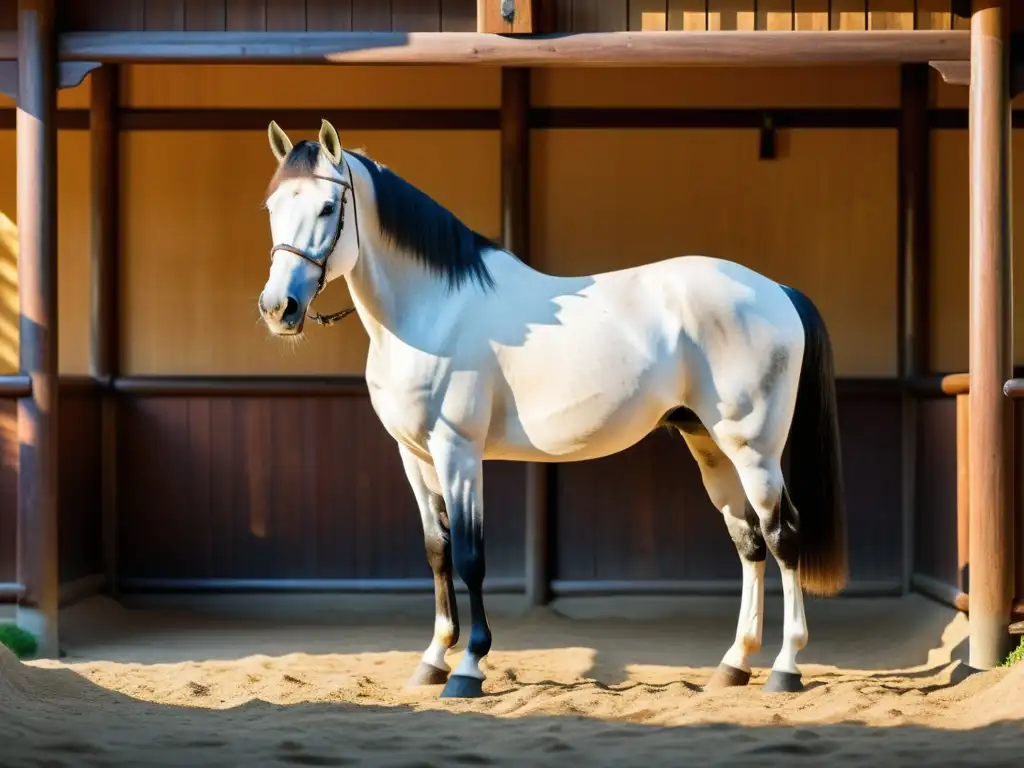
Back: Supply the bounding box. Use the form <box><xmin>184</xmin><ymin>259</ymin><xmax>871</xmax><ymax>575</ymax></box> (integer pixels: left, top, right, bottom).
<box><xmin>119</xmin><ymin>129</ymin><xmax>499</xmax><ymax>375</ymax></box>
<box><xmin>306</xmin><ymin>0</ymin><xmax>352</xmax><ymax>30</ymax></box>
<box><xmin>225</xmin><ymin>0</ymin><xmax>265</xmax><ymax>31</ymax></box>
<box><xmin>0</xmin><ymin>129</ymin><xmax>94</xmax><ymax>375</ymax></box>
<box><xmin>115</xmin><ymin>395</ymin><xmax>526</xmax><ymax>583</ymax></box>
<box><xmin>265</xmin><ymin>0</ymin><xmax>305</xmax><ymax>30</ymax></box>
<box><xmin>794</xmin><ymin>0</ymin><xmax>829</xmax><ymax>30</ymax></box>
<box><xmin>832</xmin><ymin>0</ymin><xmax>867</xmax><ymax>29</ymax></box>
<box><xmin>530</xmin><ymin>128</ymin><xmax>898</xmax><ymax>376</ymax></box>
<box><xmin>143</xmin><ymin>0</ymin><xmax>184</xmax><ymax>30</ymax></box>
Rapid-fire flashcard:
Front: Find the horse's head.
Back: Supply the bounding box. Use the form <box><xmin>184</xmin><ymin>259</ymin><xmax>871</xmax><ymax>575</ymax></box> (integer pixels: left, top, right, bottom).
<box><xmin>258</xmin><ymin>119</ymin><xmax>358</xmax><ymax>336</ymax></box>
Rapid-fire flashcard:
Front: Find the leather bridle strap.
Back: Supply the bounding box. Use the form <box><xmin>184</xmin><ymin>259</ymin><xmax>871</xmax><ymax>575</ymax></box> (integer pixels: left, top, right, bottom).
<box><xmin>268</xmin><ymin>164</ymin><xmax>361</xmax><ymax>327</ymax></box>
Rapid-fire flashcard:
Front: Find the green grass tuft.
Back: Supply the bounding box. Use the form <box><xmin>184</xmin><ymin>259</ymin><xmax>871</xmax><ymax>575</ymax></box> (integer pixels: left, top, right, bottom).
<box><xmin>1003</xmin><ymin>637</ymin><xmax>1024</xmax><ymax>667</ymax></box>
<box><xmin>0</xmin><ymin>624</ymin><xmax>38</xmax><ymax>659</ymax></box>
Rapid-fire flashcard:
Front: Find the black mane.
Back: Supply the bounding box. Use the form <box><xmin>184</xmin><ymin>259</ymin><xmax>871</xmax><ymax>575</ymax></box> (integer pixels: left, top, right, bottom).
<box><xmin>271</xmin><ymin>140</ymin><xmax>497</xmax><ymax>291</ymax></box>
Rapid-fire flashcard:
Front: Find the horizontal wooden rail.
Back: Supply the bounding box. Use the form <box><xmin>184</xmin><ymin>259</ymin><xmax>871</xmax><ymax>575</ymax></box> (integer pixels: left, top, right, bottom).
<box><xmin>118</xmin><ymin>577</ymin><xmax>525</xmax><ymax>594</ymax></box>
<box><xmin>1004</xmin><ymin>378</ymin><xmax>1024</xmax><ymax>398</ymax></box>
<box><xmin>0</xmin><ymin>375</ymin><xmax>31</xmax><ymax>397</ymax></box>
<box><xmin>111</xmin><ymin>375</ymin><xmax>370</xmax><ymax>397</ymax></box>
<box><xmin>0</xmin><ymin>582</ymin><xmax>26</xmax><ymax>600</ymax></box>
<box><xmin>0</xmin><ymin>30</ymin><xmax>974</xmax><ymax>67</ymax></box>
<box><xmin>551</xmin><ymin>579</ymin><xmax>903</xmax><ymax>597</ymax></box>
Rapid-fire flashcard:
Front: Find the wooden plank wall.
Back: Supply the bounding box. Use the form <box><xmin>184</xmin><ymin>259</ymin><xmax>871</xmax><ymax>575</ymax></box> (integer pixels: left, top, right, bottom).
<box><xmin>41</xmin><ymin>0</ymin><xmax>964</xmax><ymax>32</ymax></box>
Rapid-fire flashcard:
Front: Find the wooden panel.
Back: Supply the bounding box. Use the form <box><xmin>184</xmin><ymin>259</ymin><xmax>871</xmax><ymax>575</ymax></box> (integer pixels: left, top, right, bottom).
<box><xmin>265</xmin><ymin>0</ymin><xmax>305</xmax><ymax>30</ymax></box>
<box><xmin>306</xmin><ymin>0</ymin><xmax>352</xmax><ymax>30</ymax></box>
<box><xmin>0</xmin><ymin>0</ymin><xmax>14</xmax><ymax>31</ymax></box>
<box><xmin>122</xmin><ymin>64</ymin><xmax>501</xmax><ymax>108</ymax></box>
<box><xmin>868</xmin><ymin>0</ymin><xmax>914</xmax><ymax>30</ymax></box>
<box><xmin>554</xmin><ymin>390</ymin><xmax>903</xmax><ymax>584</ymax></box>
<box><xmin>914</xmin><ymin>397</ymin><xmax>959</xmax><ymax>586</ymax></box>
<box><xmin>184</xmin><ymin>0</ymin><xmax>226</xmax><ymax>29</ymax></box>
<box><xmin>392</xmin><ymin>0</ymin><xmax>440</xmax><ymax>31</ymax></box>
<box><xmin>116</xmin><ymin>395</ymin><xmax>526</xmax><ymax>582</ymax></box>
<box><xmin>121</xmin><ymin>129</ymin><xmax>500</xmax><ymax>375</ymax></box>
<box><xmin>931</xmin><ymin>129</ymin><xmax>1024</xmax><ymax>371</ymax></box>
<box><xmin>351</xmin><ymin>0</ymin><xmax>391</xmax><ymax>30</ymax></box>
<box><xmin>668</xmin><ymin>0</ymin><xmax>708</xmax><ymax>30</ymax></box>
<box><xmin>440</xmin><ymin>0</ymin><xmax>476</xmax><ymax>31</ymax></box>
<box><xmin>794</xmin><ymin>0</ymin><xmax>829</xmax><ymax>30</ymax></box>
<box><xmin>0</xmin><ymin>131</ymin><xmax>93</xmax><ymax>375</ymax></box>
<box><xmin>708</xmin><ymin>0</ymin><xmax>755</xmax><ymax>31</ymax></box>
<box><xmin>832</xmin><ymin>0</ymin><xmax>867</xmax><ymax>29</ymax></box>
<box><xmin>758</xmin><ymin>0</ymin><xmax>794</xmax><ymax>31</ymax></box>
<box><xmin>530</xmin><ymin>66</ymin><xmax>900</xmax><ymax>108</ymax></box>
<box><xmin>916</xmin><ymin>0</ymin><xmax>951</xmax><ymax>29</ymax></box>
<box><xmin>58</xmin><ymin>387</ymin><xmax>102</xmax><ymax>583</ymax></box>
<box><xmin>531</xmin><ymin>128</ymin><xmax>898</xmax><ymax>377</ymax></box>
<box><xmin>0</xmin><ymin>398</ymin><xmax>17</xmax><ymax>586</ymax></box>
<box><xmin>570</xmin><ymin>0</ymin><xmax>630</xmax><ymax>31</ymax></box>
<box><xmin>60</xmin><ymin>0</ymin><xmax>145</xmax><ymax>30</ymax></box>
<box><xmin>226</xmin><ymin>0</ymin><xmax>266</xmax><ymax>30</ymax></box>
<box><xmin>629</xmin><ymin>0</ymin><xmax>667</xmax><ymax>31</ymax></box>
<box><xmin>144</xmin><ymin>0</ymin><xmax>185</xmax><ymax>29</ymax></box>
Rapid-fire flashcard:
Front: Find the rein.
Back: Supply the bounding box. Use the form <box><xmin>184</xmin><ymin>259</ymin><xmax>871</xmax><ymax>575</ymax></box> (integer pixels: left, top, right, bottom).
<box><xmin>268</xmin><ymin>158</ymin><xmax>361</xmax><ymax>327</ymax></box>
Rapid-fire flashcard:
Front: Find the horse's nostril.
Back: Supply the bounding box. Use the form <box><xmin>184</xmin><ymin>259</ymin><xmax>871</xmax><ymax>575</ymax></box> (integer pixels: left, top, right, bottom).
<box><xmin>284</xmin><ymin>297</ymin><xmax>299</xmax><ymax>320</ymax></box>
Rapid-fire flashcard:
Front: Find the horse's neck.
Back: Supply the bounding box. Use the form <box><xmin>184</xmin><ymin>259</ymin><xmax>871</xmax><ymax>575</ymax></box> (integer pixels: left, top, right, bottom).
<box><xmin>344</xmin><ymin>238</ymin><xmax>463</xmax><ymax>353</ymax></box>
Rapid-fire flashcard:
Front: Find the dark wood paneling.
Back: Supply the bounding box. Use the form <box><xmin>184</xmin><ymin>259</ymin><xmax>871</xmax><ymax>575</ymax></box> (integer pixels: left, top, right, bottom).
<box><xmin>392</xmin><ymin>0</ymin><xmax>441</xmax><ymax>31</ymax></box>
<box><xmin>351</xmin><ymin>0</ymin><xmax>391</xmax><ymax>30</ymax></box>
<box><xmin>116</xmin><ymin>395</ymin><xmax>527</xmax><ymax>583</ymax></box>
<box><xmin>306</xmin><ymin>0</ymin><xmax>352</xmax><ymax>30</ymax></box>
<box><xmin>144</xmin><ymin>0</ymin><xmax>185</xmax><ymax>30</ymax></box>
<box><xmin>265</xmin><ymin>0</ymin><xmax>305</xmax><ymax>31</ymax></box>
<box><xmin>59</xmin><ymin>0</ymin><xmax>144</xmax><ymax>30</ymax></box>
<box><xmin>184</xmin><ymin>0</ymin><xmax>226</xmax><ymax>30</ymax></box>
<box><xmin>0</xmin><ymin>398</ymin><xmax>18</xmax><ymax>586</ymax></box>
<box><xmin>226</xmin><ymin>0</ymin><xmax>266</xmax><ymax>31</ymax></box>
<box><xmin>554</xmin><ymin>389</ymin><xmax>904</xmax><ymax>586</ymax></box>
<box><xmin>58</xmin><ymin>387</ymin><xmax>102</xmax><ymax>583</ymax></box>
<box><xmin>440</xmin><ymin>0</ymin><xmax>476</xmax><ymax>31</ymax></box>
<box><xmin>914</xmin><ymin>397</ymin><xmax>959</xmax><ymax>585</ymax></box>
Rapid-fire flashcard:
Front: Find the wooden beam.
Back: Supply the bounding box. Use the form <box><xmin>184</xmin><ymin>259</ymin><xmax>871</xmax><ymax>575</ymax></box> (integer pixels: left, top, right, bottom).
<box><xmin>89</xmin><ymin>64</ymin><xmax>120</xmax><ymax>600</ymax></box>
<box><xmin>33</xmin><ymin>30</ymin><xmax>971</xmax><ymax>66</ymax></box>
<box><xmin>16</xmin><ymin>0</ymin><xmax>59</xmax><ymax>660</ymax></box>
<box><xmin>0</xmin><ymin>61</ymin><xmax>101</xmax><ymax>100</ymax></box>
<box><xmin>898</xmin><ymin>63</ymin><xmax>931</xmax><ymax>595</ymax></box>
<box><xmin>501</xmin><ymin>67</ymin><xmax>548</xmax><ymax>607</ymax></box>
<box><xmin>967</xmin><ymin>0</ymin><xmax>1014</xmax><ymax>671</ymax></box>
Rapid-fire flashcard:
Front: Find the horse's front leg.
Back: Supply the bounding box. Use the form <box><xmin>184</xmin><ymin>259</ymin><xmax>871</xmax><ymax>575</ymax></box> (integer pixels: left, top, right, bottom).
<box><xmin>428</xmin><ymin>428</ymin><xmax>490</xmax><ymax>699</ymax></box>
<box><xmin>398</xmin><ymin>444</ymin><xmax>460</xmax><ymax>688</ymax></box>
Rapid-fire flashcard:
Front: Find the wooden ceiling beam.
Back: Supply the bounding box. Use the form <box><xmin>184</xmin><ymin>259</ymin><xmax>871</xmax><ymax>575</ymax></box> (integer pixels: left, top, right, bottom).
<box><xmin>0</xmin><ymin>30</ymin><xmax>971</xmax><ymax>66</ymax></box>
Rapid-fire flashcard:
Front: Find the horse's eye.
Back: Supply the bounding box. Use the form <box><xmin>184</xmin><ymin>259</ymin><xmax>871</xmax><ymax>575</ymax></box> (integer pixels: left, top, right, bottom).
<box><xmin>320</xmin><ymin>202</ymin><xmax>336</xmax><ymax>218</ymax></box>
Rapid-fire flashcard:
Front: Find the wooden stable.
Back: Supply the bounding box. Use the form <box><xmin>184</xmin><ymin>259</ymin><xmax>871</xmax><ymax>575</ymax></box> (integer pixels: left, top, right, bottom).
<box><xmin>0</xmin><ymin>0</ymin><xmax>1021</xmax><ymax>670</ymax></box>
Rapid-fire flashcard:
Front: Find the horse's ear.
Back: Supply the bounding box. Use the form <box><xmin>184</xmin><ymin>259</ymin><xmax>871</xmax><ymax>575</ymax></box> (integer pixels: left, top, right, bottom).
<box><xmin>319</xmin><ymin>119</ymin><xmax>344</xmax><ymax>166</ymax></box>
<box><xmin>267</xmin><ymin>120</ymin><xmax>293</xmax><ymax>163</ymax></box>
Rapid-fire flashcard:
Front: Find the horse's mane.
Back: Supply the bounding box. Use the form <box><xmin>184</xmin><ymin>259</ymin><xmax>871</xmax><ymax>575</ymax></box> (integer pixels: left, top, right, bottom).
<box><xmin>267</xmin><ymin>140</ymin><xmax>497</xmax><ymax>292</ymax></box>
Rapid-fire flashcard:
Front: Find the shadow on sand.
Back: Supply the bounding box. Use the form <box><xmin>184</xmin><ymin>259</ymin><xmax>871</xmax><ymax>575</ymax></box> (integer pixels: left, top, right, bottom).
<box><xmin>0</xmin><ymin>655</ymin><xmax>1020</xmax><ymax>768</ymax></box>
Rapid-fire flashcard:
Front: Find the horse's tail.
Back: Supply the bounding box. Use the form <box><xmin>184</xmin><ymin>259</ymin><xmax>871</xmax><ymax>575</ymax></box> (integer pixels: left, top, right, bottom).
<box><xmin>780</xmin><ymin>285</ymin><xmax>848</xmax><ymax>597</ymax></box>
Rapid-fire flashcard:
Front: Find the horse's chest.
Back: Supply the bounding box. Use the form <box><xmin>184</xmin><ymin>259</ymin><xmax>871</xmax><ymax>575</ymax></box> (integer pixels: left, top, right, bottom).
<box><xmin>365</xmin><ymin>357</ymin><xmax>435</xmax><ymax>453</ymax></box>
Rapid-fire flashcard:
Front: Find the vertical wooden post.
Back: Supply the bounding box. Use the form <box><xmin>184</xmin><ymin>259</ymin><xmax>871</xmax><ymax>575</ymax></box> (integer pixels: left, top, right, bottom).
<box><xmin>957</xmin><ymin>393</ymin><xmax>971</xmax><ymax>595</ymax></box>
<box><xmin>897</xmin><ymin>63</ymin><xmax>931</xmax><ymax>595</ymax></box>
<box><xmin>89</xmin><ymin>65</ymin><xmax>119</xmax><ymax>597</ymax></box>
<box><xmin>501</xmin><ymin>67</ymin><xmax>548</xmax><ymax>607</ymax></box>
<box><xmin>15</xmin><ymin>0</ymin><xmax>59</xmax><ymax>658</ymax></box>
<box><xmin>968</xmin><ymin>0</ymin><xmax>1014</xmax><ymax>670</ymax></box>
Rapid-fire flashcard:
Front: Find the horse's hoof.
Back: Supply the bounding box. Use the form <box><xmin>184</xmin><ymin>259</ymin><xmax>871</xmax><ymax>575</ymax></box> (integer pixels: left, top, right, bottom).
<box><xmin>762</xmin><ymin>670</ymin><xmax>804</xmax><ymax>693</ymax></box>
<box><xmin>440</xmin><ymin>674</ymin><xmax>485</xmax><ymax>699</ymax></box>
<box><xmin>407</xmin><ymin>662</ymin><xmax>449</xmax><ymax>687</ymax></box>
<box><xmin>704</xmin><ymin>663</ymin><xmax>751</xmax><ymax>690</ymax></box>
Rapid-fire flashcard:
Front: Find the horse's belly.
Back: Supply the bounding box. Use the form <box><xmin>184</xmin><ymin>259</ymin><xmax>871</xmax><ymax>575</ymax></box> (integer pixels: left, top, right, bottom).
<box><xmin>486</xmin><ymin>383</ymin><xmax>672</xmax><ymax>462</ymax></box>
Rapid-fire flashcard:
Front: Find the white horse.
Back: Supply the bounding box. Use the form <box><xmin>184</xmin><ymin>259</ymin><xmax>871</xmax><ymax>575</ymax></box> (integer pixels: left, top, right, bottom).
<box><xmin>258</xmin><ymin>119</ymin><xmax>847</xmax><ymax>699</ymax></box>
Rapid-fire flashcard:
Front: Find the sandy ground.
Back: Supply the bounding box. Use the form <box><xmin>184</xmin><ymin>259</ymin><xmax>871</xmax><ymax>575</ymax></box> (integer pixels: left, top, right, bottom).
<box><xmin>1</xmin><ymin>593</ymin><xmax>1022</xmax><ymax>767</ymax></box>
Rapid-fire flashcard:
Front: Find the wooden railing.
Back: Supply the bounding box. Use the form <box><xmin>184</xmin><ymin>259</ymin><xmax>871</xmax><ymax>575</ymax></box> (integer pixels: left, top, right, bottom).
<box><xmin>936</xmin><ymin>372</ymin><xmax>1024</xmax><ymax>633</ymax></box>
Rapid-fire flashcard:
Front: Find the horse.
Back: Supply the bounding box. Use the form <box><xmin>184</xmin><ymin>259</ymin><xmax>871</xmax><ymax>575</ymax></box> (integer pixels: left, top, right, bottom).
<box><xmin>256</xmin><ymin>118</ymin><xmax>847</xmax><ymax>699</ymax></box>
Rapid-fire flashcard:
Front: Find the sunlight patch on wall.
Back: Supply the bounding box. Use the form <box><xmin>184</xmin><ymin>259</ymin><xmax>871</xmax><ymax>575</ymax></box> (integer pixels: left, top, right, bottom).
<box><xmin>0</xmin><ymin>211</ymin><xmax>19</xmax><ymax>373</ymax></box>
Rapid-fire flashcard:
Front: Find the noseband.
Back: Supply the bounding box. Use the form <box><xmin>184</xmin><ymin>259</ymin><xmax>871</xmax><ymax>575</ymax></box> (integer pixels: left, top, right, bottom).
<box><xmin>268</xmin><ymin>162</ymin><xmax>361</xmax><ymax>327</ymax></box>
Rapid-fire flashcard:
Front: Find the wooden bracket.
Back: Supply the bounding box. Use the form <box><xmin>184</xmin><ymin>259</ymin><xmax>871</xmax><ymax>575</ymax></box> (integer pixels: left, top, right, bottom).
<box><xmin>929</xmin><ymin>59</ymin><xmax>970</xmax><ymax>87</ymax></box>
<box><xmin>477</xmin><ymin>0</ymin><xmax>553</xmax><ymax>34</ymax></box>
<box><xmin>759</xmin><ymin>113</ymin><xmax>777</xmax><ymax>160</ymax></box>
<box><xmin>0</xmin><ymin>60</ymin><xmax>101</xmax><ymax>100</ymax></box>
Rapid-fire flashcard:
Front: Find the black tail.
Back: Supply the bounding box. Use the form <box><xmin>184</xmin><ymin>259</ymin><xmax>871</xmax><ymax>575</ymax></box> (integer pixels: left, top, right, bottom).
<box><xmin>780</xmin><ymin>285</ymin><xmax>848</xmax><ymax>596</ymax></box>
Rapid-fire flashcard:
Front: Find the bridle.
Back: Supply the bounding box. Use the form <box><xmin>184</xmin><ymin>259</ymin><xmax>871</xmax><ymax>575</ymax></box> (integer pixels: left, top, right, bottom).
<box><xmin>268</xmin><ymin>158</ymin><xmax>361</xmax><ymax>327</ymax></box>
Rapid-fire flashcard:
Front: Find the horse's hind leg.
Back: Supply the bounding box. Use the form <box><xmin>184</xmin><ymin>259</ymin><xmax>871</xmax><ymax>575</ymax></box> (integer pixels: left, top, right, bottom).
<box><xmin>673</xmin><ymin>419</ymin><xmax>766</xmax><ymax>689</ymax></box>
<box><xmin>717</xmin><ymin>436</ymin><xmax>808</xmax><ymax>693</ymax></box>
<box><xmin>398</xmin><ymin>444</ymin><xmax>460</xmax><ymax>688</ymax></box>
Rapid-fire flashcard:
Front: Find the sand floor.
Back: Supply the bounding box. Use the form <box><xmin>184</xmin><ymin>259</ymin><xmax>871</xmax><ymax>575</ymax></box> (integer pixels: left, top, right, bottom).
<box><xmin>1</xmin><ymin>593</ymin><xmax>1022</xmax><ymax>767</ymax></box>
